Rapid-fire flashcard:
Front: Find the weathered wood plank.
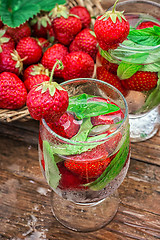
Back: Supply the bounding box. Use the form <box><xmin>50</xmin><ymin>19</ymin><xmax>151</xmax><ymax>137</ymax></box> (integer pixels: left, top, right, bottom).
<box><xmin>0</xmin><ymin>135</ymin><xmax>159</xmax><ymax>239</ymax></box>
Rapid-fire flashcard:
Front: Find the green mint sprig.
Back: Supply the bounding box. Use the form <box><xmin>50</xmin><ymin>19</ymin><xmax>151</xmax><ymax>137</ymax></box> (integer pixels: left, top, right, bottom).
<box><xmin>68</xmin><ymin>93</ymin><xmax>120</xmax><ymax>119</ymax></box>
<box><xmin>83</xmin><ymin>129</ymin><xmax>130</xmax><ymax>191</ymax></box>
<box><xmin>135</xmin><ymin>74</ymin><xmax>160</xmax><ymax>113</ymax></box>
<box><xmin>43</xmin><ymin>140</ymin><xmax>61</xmax><ymax>190</ymax></box>
<box><xmin>0</xmin><ymin>0</ymin><xmax>66</xmax><ymax>27</ymax></box>
<box><xmin>127</xmin><ymin>26</ymin><xmax>160</xmax><ymax>46</ymax></box>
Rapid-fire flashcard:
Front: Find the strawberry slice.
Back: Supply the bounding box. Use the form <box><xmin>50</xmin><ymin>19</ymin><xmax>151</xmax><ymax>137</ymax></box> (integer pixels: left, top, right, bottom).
<box><xmin>137</xmin><ymin>21</ymin><xmax>160</xmax><ymax>29</ymax></box>
<box><xmin>90</xmin><ymin>96</ymin><xmax>124</xmax><ymax>127</ymax></box>
<box><xmin>46</xmin><ymin>112</ymin><xmax>81</xmax><ymax>139</ymax></box>
<box><xmin>58</xmin><ymin>162</ymin><xmax>87</xmax><ymax>190</ymax></box>
<box><xmin>64</xmin><ymin>144</ymin><xmax>111</xmax><ymax>179</ymax></box>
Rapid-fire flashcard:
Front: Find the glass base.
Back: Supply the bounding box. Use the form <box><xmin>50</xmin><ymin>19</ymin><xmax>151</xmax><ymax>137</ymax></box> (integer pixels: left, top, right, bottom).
<box><xmin>50</xmin><ymin>189</ymin><xmax>119</xmax><ymax>232</ymax></box>
<box><xmin>129</xmin><ymin>106</ymin><xmax>160</xmax><ymax>142</ymax></box>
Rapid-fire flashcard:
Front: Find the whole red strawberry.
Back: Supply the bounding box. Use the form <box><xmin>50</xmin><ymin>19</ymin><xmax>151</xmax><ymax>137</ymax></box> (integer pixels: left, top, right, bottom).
<box><xmin>30</xmin><ymin>14</ymin><xmax>52</xmax><ymax>38</ymax></box>
<box><xmin>16</xmin><ymin>37</ymin><xmax>42</xmax><ymax>65</ymax></box>
<box><xmin>50</xmin><ymin>5</ymin><xmax>82</xmax><ymax>45</ymax></box>
<box><xmin>0</xmin><ymin>49</ymin><xmax>24</xmax><ymax>76</ymax></box>
<box><xmin>97</xmin><ymin>52</ymin><xmax>118</xmax><ymax>74</ymax></box>
<box><xmin>26</xmin><ymin>60</ymin><xmax>69</xmax><ymax>121</ymax></box>
<box><xmin>64</xmin><ymin>144</ymin><xmax>111</xmax><ymax>179</ymax></box>
<box><xmin>37</xmin><ymin>38</ymin><xmax>51</xmax><ymax>50</ymax></box>
<box><xmin>96</xmin><ymin>66</ymin><xmax>128</xmax><ymax>96</ymax></box>
<box><xmin>46</xmin><ymin>112</ymin><xmax>81</xmax><ymax>139</ymax></box>
<box><xmin>41</xmin><ymin>43</ymin><xmax>68</xmax><ymax>78</ymax></box>
<box><xmin>24</xmin><ymin>74</ymin><xmax>50</xmax><ymax>92</ymax></box>
<box><xmin>23</xmin><ymin>63</ymin><xmax>49</xmax><ymax>81</ymax></box>
<box><xmin>0</xmin><ymin>29</ymin><xmax>15</xmax><ymax>52</ymax></box>
<box><xmin>69</xmin><ymin>28</ymin><xmax>98</xmax><ymax>61</ymax></box>
<box><xmin>6</xmin><ymin>22</ymin><xmax>31</xmax><ymax>44</ymax></box>
<box><xmin>69</xmin><ymin>5</ymin><xmax>91</xmax><ymax>29</ymax></box>
<box><xmin>94</xmin><ymin>0</ymin><xmax>130</xmax><ymax>51</ymax></box>
<box><xmin>62</xmin><ymin>51</ymin><xmax>94</xmax><ymax>81</ymax></box>
<box><xmin>121</xmin><ymin>71</ymin><xmax>158</xmax><ymax>91</ymax></box>
<box><xmin>0</xmin><ymin>72</ymin><xmax>27</xmax><ymax>109</ymax></box>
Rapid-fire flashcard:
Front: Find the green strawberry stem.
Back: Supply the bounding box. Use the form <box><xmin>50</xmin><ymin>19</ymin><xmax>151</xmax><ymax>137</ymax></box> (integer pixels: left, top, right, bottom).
<box><xmin>112</xmin><ymin>0</ymin><xmax>119</xmax><ymax>13</ymax></box>
<box><xmin>49</xmin><ymin>59</ymin><xmax>63</xmax><ymax>83</ymax></box>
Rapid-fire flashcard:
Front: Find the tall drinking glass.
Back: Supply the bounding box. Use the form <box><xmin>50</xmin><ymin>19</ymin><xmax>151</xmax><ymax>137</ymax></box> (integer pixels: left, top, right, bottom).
<box><xmin>38</xmin><ymin>78</ymin><xmax>130</xmax><ymax>232</ymax></box>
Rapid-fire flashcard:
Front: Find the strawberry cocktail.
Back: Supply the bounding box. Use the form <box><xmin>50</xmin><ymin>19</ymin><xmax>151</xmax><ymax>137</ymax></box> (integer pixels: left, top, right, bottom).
<box><xmin>95</xmin><ymin>0</ymin><xmax>160</xmax><ymax>142</ymax></box>
<box><xmin>38</xmin><ymin>78</ymin><xmax>130</xmax><ymax>232</ymax></box>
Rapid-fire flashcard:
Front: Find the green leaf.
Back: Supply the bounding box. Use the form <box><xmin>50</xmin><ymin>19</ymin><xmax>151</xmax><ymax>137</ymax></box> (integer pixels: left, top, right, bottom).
<box><xmin>36</xmin><ymin>0</ymin><xmax>66</xmax><ymax>11</ymax></box>
<box><xmin>100</xmin><ymin>48</ymin><xmax>119</xmax><ymax>64</ymax></box>
<box><xmin>43</xmin><ymin>140</ymin><xmax>61</xmax><ymax>190</ymax></box>
<box><xmin>68</xmin><ymin>94</ymin><xmax>120</xmax><ymax>120</ymax></box>
<box><xmin>127</xmin><ymin>27</ymin><xmax>160</xmax><ymax>46</ymax></box>
<box><xmin>140</xmin><ymin>62</ymin><xmax>160</xmax><ymax>72</ymax></box>
<box><xmin>51</xmin><ymin>118</ymin><xmax>101</xmax><ymax>156</ymax></box>
<box><xmin>0</xmin><ymin>0</ymin><xmax>66</xmax><ymax>27</ymax></box>
<box><xmin>135</xmin><ymin>76</ymin><xmax>160</xmax><ymax>113</ymax></box>
<box><xmin>0</xmin><ymin>0</ymin><xmax>41</xmax><ymax>27</ymax></box>
<box><xmin>117</xmin><ymin>62</ymin><xmax>142</xmax><ymax>79</ymax></box>
<box><xmin>84</xmin><ymin>130</ymin><xmax>130</xmax><ymax>191</ymax></box>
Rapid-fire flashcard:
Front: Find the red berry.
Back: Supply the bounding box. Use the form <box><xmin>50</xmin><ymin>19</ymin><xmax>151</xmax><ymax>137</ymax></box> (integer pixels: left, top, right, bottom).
<box><xmin>46</xmin><ymin>112</ymin><xmax>81</xmax><ymax>139</ymax></box>
<box><xmin>27</xmin><ymin>81</ymin><xmax>69</xmax><ymax>121</ymax></box>
<box><xmin>69</xmin><ymin>5</ymin><xmax>91</xmax><ymax>29</ymax></box>
<box><xmin>41</xmin><ymin>43</ymin><xmax>68</xmax><ymax>78</ymax></box>
<box><xmin>96</xmin><ymin>66</ymin><xmax>128</xmax><ymax>96</ymax></box>
<box><xmin>94</xmin><ymin>2</ymin><xmax>129</xmax><ymax>51</ymax></box>
<box><xmin>6</xmin><ymin>22</ymin><xmax>31</xmax><ymax>43</ymax></box>
<box><xmin>16</xmin><ymin>37</ymin><xmax>42</xmax><ymax>65</ymax></box>
<box><xmin>62</xmin><ymin>51</ymin><xmax>94</xmax><ymax>80</ymax></box>
<box><xmin>0</xmin><ymin>72</ymin><xmax>27</xmax><ymax>109</ymax></box>
<box><xmin>64</xmin><ymin>144</ymin><xmax>111</xmax><ymax>179</ymax></box>
<box><xmin>24</xmin><ymin>74</ymin><xmax>50</xmax><ymax>92</ymax></box>
<box><xmin>69</xmin><ymin>28</ymin><xmax>98</xmax><ymax>61</ymax></box>
<box><xmin>121</xmin><ymin>71</ymin><xmax>158</xmax><ymax>91</ymax></box>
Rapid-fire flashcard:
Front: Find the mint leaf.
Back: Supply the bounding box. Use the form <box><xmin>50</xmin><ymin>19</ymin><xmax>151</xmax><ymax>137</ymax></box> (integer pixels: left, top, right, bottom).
<box><xmin>140</xmin><ymin>62</ymin><xmax>160</xmax><ymax>72</ymax></box>
<box><xmin>110</xmin><ymin>45</ymin><xmax>149</xmax><ymax>64</ymax></box>
<box><xmin>43</xmin><ymin>140</ymin><xmax>61</xmax><ymax>190</ymax></box>
<box><xmin>50</xmin><ymin>118</ymin><xmax>109</xmax><ymax>156</ymax></box>
<box><xmin>135</xmin><ymin>76</ymin><xmax>160</xmax><ymax>113</ymax></box>
<box><xmin>68</xmin><ymin>94</ymin><xmax>120</xmax><ymax>119</ymax></box>
<box><xmin>127</xmin><ymin>27</ymin><xmax>160</xmax><ymax>46</ymax></box>
<box><xmin>100</xmin><ymin>48</ymin><xmax>120</xmax><ymax>64</ymax></box>
<box><xmin>51</xmin><ymin>118</ymin><xmax>96</xmax><ymax>156</ymax></box>
<box><xmin>0</xmin><ymin>0</ymin><xmax>66</xmax><ymax>27</ymax></box>
<box><xmin>117</xmin><ymin>62</ymin><xmax>142</xmax><ymax>79</ymax></box>
<box><xmin>84</xmin><ymin>130</ymin><xmax>130</xmax><ymax>191</ymax></box>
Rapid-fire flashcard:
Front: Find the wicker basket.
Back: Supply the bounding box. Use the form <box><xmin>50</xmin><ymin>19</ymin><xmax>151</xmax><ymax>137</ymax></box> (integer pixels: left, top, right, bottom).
<box><xmin>0</xmin><ymin>0</ymin><xmax>106</xmax><ymax>123</ymax></box>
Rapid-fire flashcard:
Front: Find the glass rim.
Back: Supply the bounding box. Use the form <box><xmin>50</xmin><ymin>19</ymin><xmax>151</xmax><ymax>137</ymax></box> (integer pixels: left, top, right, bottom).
<box><xmin>42</xmin><ymin>78</ymin><xmax>128</xmax><ymax>146</ymax></box>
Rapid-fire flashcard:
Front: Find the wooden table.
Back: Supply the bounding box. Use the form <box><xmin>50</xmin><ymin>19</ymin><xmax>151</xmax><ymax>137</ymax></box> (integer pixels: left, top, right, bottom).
<box><xmin>0</xmin><ymin>120</ymin><xmax>160</xmax><ymax>240</ymax></box>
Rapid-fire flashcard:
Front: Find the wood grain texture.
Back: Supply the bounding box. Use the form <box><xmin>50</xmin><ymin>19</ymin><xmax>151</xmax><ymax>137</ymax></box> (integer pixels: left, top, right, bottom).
<box><xmin>0</xmin><ymin>120</ymin><xmax>160</xmax><ymax>239</ymax></box>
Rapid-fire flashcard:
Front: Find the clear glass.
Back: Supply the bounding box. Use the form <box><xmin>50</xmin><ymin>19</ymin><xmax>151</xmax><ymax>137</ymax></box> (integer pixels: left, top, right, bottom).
<box><xmin>96</xmin><ymin>0</ymin><xmax>160</xmax><ymax>142</ymax></box>
<box><xmin>38</xmin><ymin>78</ymin><xmax>130</xmax><ymax>232</ymax></box>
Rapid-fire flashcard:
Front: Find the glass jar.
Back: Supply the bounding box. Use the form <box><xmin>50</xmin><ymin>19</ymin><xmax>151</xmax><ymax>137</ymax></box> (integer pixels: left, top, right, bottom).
<box><xmin>96</xmin><ymin>0</ymin><xmax>160</xmax><ymax>142</ymax></box>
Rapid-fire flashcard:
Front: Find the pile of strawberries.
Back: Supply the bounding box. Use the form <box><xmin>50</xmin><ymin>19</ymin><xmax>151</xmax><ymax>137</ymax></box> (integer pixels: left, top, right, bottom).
<box><xmin>0</xmin><ymin>4</ymin><xmax>97</xmax><ymax>111</ymax></box>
